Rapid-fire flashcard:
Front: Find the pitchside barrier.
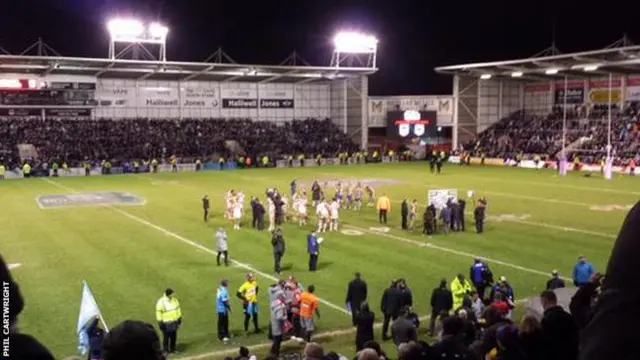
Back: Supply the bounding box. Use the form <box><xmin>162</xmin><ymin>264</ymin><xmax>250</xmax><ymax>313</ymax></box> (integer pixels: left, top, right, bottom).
<box><xmin>448</xmin><ymin>156</ymin><xmax>637</xmax><ymax>175</ymax></box>
<box><xmin>3</xmin><ymin>156</ymin><xmax>403</xmax><ymax>180</ymax></box>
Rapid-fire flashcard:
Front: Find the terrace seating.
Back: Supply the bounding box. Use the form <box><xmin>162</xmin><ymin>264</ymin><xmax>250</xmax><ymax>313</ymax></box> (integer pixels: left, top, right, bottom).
<box><xmin>469</xmin><ymin>104</ymin><xmax>640</xmax><ymax>164</ymax></box>
<box><xmin>0</xmin><ymin>117</ymin><xmax>359</xmax><ymax>168</ymax></box>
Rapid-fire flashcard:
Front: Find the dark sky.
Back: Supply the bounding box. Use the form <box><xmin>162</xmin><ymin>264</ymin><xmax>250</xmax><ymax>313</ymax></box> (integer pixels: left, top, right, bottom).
<box><xmin>0</xmin><ymin>0</ymin><xmax>637</xmax><ymax>95</ymax></box>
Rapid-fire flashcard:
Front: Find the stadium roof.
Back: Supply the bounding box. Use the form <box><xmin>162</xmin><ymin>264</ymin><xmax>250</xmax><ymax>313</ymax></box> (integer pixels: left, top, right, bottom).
<box><xmin>435</xmin><ymin>45</ymin><xmax>640</xmax><ymax>79</ymax></box>
<box><xmin>0</xmin><ymin>54</ymin><xmax>377</xmax><ymax>83</ymax></box>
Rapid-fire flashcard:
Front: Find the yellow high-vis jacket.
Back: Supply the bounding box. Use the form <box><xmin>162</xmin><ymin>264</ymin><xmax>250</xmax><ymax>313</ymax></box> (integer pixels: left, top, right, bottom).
<box><xmin>450</xmin><ymin>277</ymin><xmax>472</xmax><ymax>311</ymax></box>
<box><xmin>156</xmin><ymin>295</ymin><xmax>182</xmax><ymax>323</ymax></box>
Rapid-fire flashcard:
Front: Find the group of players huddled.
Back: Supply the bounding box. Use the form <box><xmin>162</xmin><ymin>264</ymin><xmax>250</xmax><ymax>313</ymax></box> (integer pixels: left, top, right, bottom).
<box><xmin>205</xmin><ymin>179</ymin><xmax>378</xmax><ymax>233</ymax></box>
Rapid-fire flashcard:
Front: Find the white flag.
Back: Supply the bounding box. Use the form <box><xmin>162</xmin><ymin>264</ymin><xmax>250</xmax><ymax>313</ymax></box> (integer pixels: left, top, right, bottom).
<box><xmin>77</xmin><ymin>281</ymin><xmax>105</xmax><ymax>355</ymax></box>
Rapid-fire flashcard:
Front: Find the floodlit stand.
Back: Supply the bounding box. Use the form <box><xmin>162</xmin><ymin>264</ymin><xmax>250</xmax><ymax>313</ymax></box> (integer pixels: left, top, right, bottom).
<box><xmin>330</xmin><ymin>32</ymin><xmax>378</xmax><ymax>69</ymax></box>
<box><xmin>107</xmin><ymin>19</ymin><xmax>168</xmax><ymax>62</ymax></box>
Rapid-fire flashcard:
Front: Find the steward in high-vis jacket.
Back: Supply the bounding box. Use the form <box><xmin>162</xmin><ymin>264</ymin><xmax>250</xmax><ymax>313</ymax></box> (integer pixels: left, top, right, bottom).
<box><xmin>450</xmin><ymin>274</ymin><xmax>472</xmax><ymax>311</ymax></box>
<box><xmin>156</xmin><ymin>288</ymin><xmax>182</xmax><ymax>354</ymax></box>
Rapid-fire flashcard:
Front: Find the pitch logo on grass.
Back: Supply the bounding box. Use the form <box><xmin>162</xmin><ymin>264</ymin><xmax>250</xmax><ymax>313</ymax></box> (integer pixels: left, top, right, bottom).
<box><xmin>36</xmin><ymin>192</ymin><xmax>145</xmax><ymax>209</ymax></box>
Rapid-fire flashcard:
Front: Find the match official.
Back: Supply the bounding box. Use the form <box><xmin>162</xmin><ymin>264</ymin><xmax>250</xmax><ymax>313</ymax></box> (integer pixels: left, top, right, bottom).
<box><xmin>345</xmin><ymin>272</ymin><xmax>368</xmax><ymax>325</ymax></box>
<box><xmin>376</xmin><ymin>193</ymin><xmax>391</xmax><ymax>225</ymax></box>
<box><xmin>156</xmin><ymin>288</ymin><xmax>182</xmax><ymax>355</ymax></box>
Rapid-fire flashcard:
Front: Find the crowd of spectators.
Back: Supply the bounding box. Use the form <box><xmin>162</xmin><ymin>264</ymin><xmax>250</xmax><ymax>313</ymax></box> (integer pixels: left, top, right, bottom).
<box><xmin>469</xmin><ymin>103</ymin><xmax>640</xmax><ymax>165</ymax></box>
<box><xmin>0</xmin><ymin>117</ymin><xmax>359</xmax><ymax>169</ymax></box>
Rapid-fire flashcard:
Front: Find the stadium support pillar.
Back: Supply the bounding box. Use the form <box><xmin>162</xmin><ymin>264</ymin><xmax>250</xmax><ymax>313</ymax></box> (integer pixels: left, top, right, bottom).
<box><xmin>361</xmin><ymin>75</ymin><xmax>369</xmax><ymax>149</ymax></box>
<box><xmin>452</xmin><ymin>75</ymin><xmax>460</xmax><ymax>149</ymax></box>
<box><xmin>498</xmin><ymin>80</ymin><xmax>504</xmax><ymax>121</ymax></box>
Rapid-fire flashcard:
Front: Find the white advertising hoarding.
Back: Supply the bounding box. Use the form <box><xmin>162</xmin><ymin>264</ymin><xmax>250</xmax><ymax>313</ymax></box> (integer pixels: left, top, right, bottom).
<box><xmin>138</xmin><ymin>87</ymin><xmax>179</xmax><ymax>107</ymax></box>
<box><xmin>180</xmin><ymin>86</ymin><xmax>220</xmax><ymax>109</ymax></box>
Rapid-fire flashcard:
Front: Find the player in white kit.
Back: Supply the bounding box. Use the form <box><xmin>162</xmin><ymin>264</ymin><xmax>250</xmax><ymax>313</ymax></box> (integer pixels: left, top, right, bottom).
<box><xmin>316</xmin><ymin>200</ymin><xmax>329</xmax><ymax>233</ymax></box>
<box><xmin>232</xmin><ymin>201</ymin><xmax>243</xmax><ymax>230</ymax></box>
<box><xmin>268</xmin><ymin>197</ymin><xmax>276</xmax><ymax>232</ymax></box>
<box><xmin>329</xmin><ymin>199</ymin><xmax>340</xmax><ymax>231</ymax></box>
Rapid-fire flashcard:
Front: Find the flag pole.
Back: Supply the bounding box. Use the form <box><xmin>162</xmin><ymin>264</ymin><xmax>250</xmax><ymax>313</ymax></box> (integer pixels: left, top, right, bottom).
<box><xmin>83</xmin><ymin>280</ymin><xmax>109</xmax><ymax>332</ymax></box>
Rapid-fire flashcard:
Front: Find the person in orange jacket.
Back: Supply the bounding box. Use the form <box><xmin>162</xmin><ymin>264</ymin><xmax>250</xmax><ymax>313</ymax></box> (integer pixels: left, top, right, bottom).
<box><xmin>376</xmin><ymin>194</ymin><xmax>391</xmax><ymax>225</ymax></box>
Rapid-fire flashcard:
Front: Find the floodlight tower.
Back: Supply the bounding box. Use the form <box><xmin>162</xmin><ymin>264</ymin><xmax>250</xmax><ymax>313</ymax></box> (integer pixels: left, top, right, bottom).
<box><xmin>330</xmin><ymin>31</ymin><xmax>378</xmax><ymax>68</ymax></box>
<box><xmin>107</xmin><ymin>18</ymin><xmax>169</xmax><ymax>61</ymax></box>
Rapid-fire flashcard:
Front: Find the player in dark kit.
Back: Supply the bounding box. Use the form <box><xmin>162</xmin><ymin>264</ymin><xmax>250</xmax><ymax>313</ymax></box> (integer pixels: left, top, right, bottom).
<box><xmin>202</xmin><ymin>195</ymin><xmax>210</xmax><ymax>222</ymax></box>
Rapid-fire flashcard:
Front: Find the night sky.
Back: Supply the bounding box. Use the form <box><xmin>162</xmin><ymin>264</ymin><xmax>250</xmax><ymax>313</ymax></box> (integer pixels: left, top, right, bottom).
<box><xmin>0</xmin><ymin>0</ymin><xmax>637</xmax><ymax>95</ymax></box>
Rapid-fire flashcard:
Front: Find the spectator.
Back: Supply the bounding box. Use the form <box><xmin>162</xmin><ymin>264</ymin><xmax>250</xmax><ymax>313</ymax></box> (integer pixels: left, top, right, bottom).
<box><xmin>540</xmin><ymin>290</ymin><xmax>579</xmax><ymax>360</ymax></box>
<box><xmin>519</xmin><ymin>315</ymin><xmax>544</xmax><ymax>360</ymax></box>
<box><xmin>431</xmin><ymin>316</ymin><xmax>476</xmax><ymax>359</ymax></box>
<box><xmin>354</xmin><ymin>302</ymin><xmax>375</xmax><ymax>351</ymax></box>
<box><xmin>429</xmin><ymin>278</ymin><xmax>453</xmax><ymax>336</ymax></box>
<box><xmin>0</xmin><ymin>254</ymin><xmax>55</xmax><ymax>359</ymax></box>
<box><xmin>357</xmin><ymin>348</ymin><xmax>380</xmax><ymax>360</ymax></box>
<box><xmin>391</xmin><ymin>308</ymin><xmax>417</xmax><ymax>346</ymax></box>
<box><xmin>304</xmin><ymin>342</ymin><xmax>324</xmax><ymax>360</ymax></box>
<box><xmin>397</xmin><ymin>342</ymin><xmax>423</xmax><ymax>360</ymax></box>
<box><xmin>235</xmin><ymin>346</ymin><xmax>251</xmax><ymax>360</ymax></box>
<box><xmin>362</xmin><ymin>340</ymin><xmax>388</xmax><ymax>360</ymax></box>
<box><xmin>546</xmin><ymin>270</ymin><xmax>565</xmax><ymax>290</ymax></box>
<box><xmin>477</xmin><ymin>306</ymin><xmax>513</xmax><ymax>357</ymax></box>
<box><xmin>573</xmin><ymin>256</ymin><xmax>595</xmax><ymax>287</ymax></box>
<box><xmin>101</xmin><ymin>320</ymin><xmax>165</xmax><ymax>360</ymax></box>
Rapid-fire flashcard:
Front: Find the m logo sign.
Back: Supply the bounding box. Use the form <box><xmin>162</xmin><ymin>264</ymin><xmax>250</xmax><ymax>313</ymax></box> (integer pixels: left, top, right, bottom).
<box><xmin>370</xmin><ymin>100</ymin><xmax>384</xmax><ymax>115</ymax></box>
<box><xmin>439</xmin><ymin>99</ymin><xmax>450</xmax><ymax>113</ymax></box>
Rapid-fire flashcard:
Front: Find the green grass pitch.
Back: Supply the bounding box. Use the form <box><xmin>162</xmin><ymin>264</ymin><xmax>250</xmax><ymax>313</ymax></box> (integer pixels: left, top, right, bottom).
<box><xmin>0</xmin><ymin>163</ymin><xmax>635</xmax><ymax>359</ymax></box>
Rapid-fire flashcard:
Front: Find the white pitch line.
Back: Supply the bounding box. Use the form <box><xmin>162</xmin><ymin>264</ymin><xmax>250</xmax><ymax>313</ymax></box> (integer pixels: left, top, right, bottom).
<box><xmin>40</xmin><ymin>178</ymin><xmax>349</xmax><ymax>316</ymax></box>
<box><xmin>345</xmin><ymin>224</ymin><xmax>571</xmax><ymax>281</ymax></box>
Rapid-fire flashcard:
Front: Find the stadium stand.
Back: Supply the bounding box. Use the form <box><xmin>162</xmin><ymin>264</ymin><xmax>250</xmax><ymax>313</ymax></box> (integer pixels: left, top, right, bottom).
<box><xmin>0</xmin><ymin>118</ymin><xmax>359</xmax><ymax>169</ymax></box>
<box><xmin>468</xmin><ymin>103</ymin><xmax>640</xmax><ymax>165</ymax></box>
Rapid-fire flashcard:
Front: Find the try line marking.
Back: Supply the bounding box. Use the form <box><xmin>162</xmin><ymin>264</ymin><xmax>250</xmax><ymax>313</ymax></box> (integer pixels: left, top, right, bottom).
<box><xmin>40</xmin><ymin>178</ymin><xmax>349</xmax><ymax>316</ymax></box>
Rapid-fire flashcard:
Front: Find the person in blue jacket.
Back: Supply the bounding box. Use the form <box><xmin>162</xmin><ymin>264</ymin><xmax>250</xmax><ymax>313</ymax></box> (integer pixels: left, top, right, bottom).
<box><xmin>307</xmin><ymin>231</ymin><xmax>320</xmax><ymax>272</ymax></box>
<box><xmin>573</xmin><ymin>255</ymin><xmax>595</xmax><ymax>287</ymax></box>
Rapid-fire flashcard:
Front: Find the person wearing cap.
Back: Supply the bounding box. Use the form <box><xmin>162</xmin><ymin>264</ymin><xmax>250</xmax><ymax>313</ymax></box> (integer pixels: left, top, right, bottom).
<box><xmin>490</xmin><ymin>277</ymin><xmax>515</xmax><ymax>318</ymax></box>
<box><xmin>237</xmin><ymin>273</ymin><xmax>260</xmax><ymax>334</ymax></box>
<box><xmin>573</xmin><ymin>255</ymin><xmax>595</xmax><ymax>287</ymax></box>
<box><xmin>155</xmin><ymin>288</ymin><xmax>182</xmax><ymax>354</ymax></box>
<box><xmin>217</xmin><ymin>280</ymin><xmax>232</xmax><ymax>343</ymax></box>
<box><xmin>546</xmin><ymin>270</ymin><xmax>566</xmax><ymax>290</ymax></box>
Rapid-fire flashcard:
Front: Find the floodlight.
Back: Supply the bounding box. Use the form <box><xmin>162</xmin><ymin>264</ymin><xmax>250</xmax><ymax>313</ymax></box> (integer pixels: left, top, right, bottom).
<box><xmin>545</xmin><ymin>68</ymin><xmax>559</xmax><ymax>75</ymax></box>
<box><xmin>333</xmin><ymin>32</ymin><xmax>378</xmax><ymax>53</ymax></box>
<box><xmin>149</xmin><ymin>22</ymin><xmax>169</xmax><ymax>39</ymax></box>
<box><xmin>584</xmin><ymin>65</ymin><xmax>599</xmax><ymax>71</ymax></box>
<box><xmin>480</xmin><ymin>74</ymin><xmax>492</xmax><ymax>80</ymax></box>
<box><xmin>107</xmin><ymin>18</ymin><xmax>144</xmax><ymax>38</ymax></box>
<box><xmin>511</xmin><ymin>71</ymin><xmax>523</xmax><ymax>77</ymax></box>
<box><xmin>437</xmin><ymin>126</ymin><xmax>443</xmax><ymax>132</ymax></box>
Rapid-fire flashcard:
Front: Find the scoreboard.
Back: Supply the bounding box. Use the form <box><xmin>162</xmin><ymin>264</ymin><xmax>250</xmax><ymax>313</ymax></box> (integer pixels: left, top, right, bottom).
<box><xmin>386</xmin><ymin>110</ymin><xmax>438</xmax><ymax>140</ymax></box>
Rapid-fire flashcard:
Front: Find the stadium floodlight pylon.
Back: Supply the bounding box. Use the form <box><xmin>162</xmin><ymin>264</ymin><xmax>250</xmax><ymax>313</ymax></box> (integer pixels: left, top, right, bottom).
<box><xmin>330</xmin><ymin>31</ymin><xmax>378</xmax><ymax>69</ymax></box>
<box><xmin>107</xmin><ymin>18</ymin><xmax>168</xmax><ymax>62</ymax></box>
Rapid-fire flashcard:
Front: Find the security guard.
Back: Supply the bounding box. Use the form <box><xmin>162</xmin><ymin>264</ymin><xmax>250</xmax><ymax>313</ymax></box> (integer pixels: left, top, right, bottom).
<box><xmin>22</xmin><ymin>162</ymin><xmax>31</xmax><ymax>178</ymax></box>
<box><xmin>237</xmin><ymin>273</ymin><xmax>260</xmax><ymax>334</ymax></box>
<box><xmin>474</xmin><ymin>197</ymin><xmax>487</xmax><ymax>234</ymax></box>
<box><xmin>156</xmin><ymin>288</ymin><xmax>182</xmax><ymax>355</ymax></box>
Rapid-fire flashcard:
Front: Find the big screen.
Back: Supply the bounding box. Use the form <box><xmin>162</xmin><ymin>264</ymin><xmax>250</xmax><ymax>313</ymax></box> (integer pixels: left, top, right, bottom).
<box><xmin>386</xmin><ymin>110</ymin><xmax>438</xmax><ymax>140</ymax></box>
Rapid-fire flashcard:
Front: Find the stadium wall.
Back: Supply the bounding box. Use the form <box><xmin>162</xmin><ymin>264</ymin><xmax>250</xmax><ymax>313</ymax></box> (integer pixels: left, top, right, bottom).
<box><xmin>94</xmin><ymin>79</ymin><xmax>332</xmax><ymax>121</ymax></box>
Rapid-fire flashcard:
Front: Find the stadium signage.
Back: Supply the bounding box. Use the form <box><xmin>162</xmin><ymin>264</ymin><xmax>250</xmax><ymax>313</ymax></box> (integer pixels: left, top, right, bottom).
<box><xmin>139</xmin><ymin>87</ymin><xmax>179</xmax><ymax>107</ymax></box>
<box><xmin>627</xmin><ymin>87</ymin><xmax>640</xmax><ymax>101</ymax></box>
<box><xmin>181</xmin><ymin>87</ymin><xmax>220</xmax><ymax>108</ymax></box>
<box><xmin>554</xmin><ymin>87</ymin><xmax>584</xmax><ymax>104</ymax></box>
<box><xmin>589</xmin><ymin>89</ymin><xmax>622</xmax><ymax>104</ymax></box>
<box><xmin>222</xmin><ymin>99</ymin><xmax>258</xmax><ymax>108</ymax></box>
<box><xmin>44</xmin><ymin>108</ymin><xmax>92</xmax><ymax>117</ymax></box>
<box><xmin>0</xmin><ymin>108</ymin><xmax>41</xmax><ymax>116</ymax></box>
<box><xmin>259</xmin><ymin>99</ymin><xmax>294</xmax><ymax>108</ymax></box>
